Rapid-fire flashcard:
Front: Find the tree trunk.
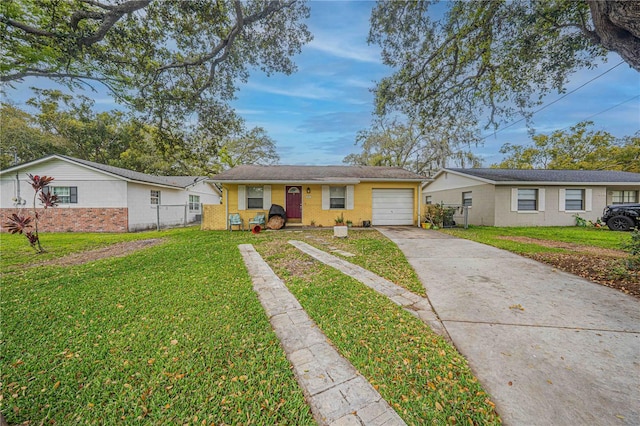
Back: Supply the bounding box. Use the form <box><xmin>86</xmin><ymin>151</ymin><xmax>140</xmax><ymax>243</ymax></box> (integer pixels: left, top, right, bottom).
<box><xmin>588</xmin><ymin>1</ymin><xmax>640</xmax><ymax>71</ymax></box>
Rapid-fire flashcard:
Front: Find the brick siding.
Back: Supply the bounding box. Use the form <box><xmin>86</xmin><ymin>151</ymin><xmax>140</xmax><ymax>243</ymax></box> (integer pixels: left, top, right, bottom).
<box><xmin>1</xmin><ymin>208</ymin><xmax>128</xmax><ymax>233</ymax></box>
<box><xmin>201</xmin><ymin>204</ymin><xmax>227</xmax><ymax>230</ymax></box>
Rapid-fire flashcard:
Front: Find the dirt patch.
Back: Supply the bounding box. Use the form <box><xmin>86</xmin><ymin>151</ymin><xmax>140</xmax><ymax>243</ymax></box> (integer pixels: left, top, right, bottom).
<box><xmin>495</xmin><ymin>236</ymin><xmax>638</xmax><ymax>298</ymax></box>
<box><xmin>496</xmin><ymin>236</ymin><xmax>628</xmax><ymax>258</ymax></box>
<box><xmin>31</xmin><ymin>239</ymin><xmax>165</xmax><ymax>268</ymax></box>
<box><xmin>525</xmin><ymin>252</ymin><xmax>639</xmax><ymax>298</ymax></box>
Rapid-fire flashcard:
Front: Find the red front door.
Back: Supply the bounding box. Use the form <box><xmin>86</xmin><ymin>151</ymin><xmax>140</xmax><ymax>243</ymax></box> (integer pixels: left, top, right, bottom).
<box><xmin>286</xmin><ymin>186</ymin><xmax>302</xmax><ymax>220</ymax></box>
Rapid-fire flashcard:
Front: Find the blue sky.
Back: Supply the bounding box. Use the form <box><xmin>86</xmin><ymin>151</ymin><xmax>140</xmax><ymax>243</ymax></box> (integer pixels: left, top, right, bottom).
<box><xmin>3</xmin><ymin>1</ymin><xmax>639</xmax><ymax>167</ymax></box>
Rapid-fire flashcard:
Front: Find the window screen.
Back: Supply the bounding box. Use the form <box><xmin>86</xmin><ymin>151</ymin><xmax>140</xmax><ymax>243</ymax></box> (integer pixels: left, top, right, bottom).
<box><xmin>517</xmin><ymin>189</ymin><xmax>538</xmax><ymax>211</ymax></box>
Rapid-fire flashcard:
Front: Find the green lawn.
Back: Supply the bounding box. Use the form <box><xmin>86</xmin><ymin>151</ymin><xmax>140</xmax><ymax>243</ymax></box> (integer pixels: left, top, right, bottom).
<box><xmin>1</xmin><ymin>227</ymin><xmax>499</xmax><ymax>424</ymax></box>
<box><xmin>439</xmin><ymin>226</ymin><xmax>630</xmax><ymax>254</ymax></box>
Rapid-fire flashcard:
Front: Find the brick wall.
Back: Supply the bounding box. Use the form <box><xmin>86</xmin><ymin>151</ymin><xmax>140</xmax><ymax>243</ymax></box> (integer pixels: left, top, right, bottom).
<box><xmin>201</xmin><ymin>204</ymin><xmax>227</xmax><ymax>230</ymax></box>
<box><xmin>1</xmin><ymin>208</ymin><xmax>128</xmax><ymax>233</ymax></box>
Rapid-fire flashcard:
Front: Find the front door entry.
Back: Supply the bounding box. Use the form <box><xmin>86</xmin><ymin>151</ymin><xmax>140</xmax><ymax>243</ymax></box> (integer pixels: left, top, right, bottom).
<box><xmin>286</xmin><ymin>186</ymin><xmax>302</xmax><ymax>221</ymax></box>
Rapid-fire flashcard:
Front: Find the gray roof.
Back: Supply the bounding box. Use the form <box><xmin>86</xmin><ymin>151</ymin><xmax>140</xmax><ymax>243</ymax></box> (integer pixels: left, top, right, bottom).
<box><xmin>2</xmin><ymin>154</ymin><xmax>210</xmax><ymax>189</ymax></box>
<box><xmin>447</xmin><ymin>168</ymin><xmax>640</xmax><ymax>183</ymax></box>
<box><xmin>214</xmin><ymin>165</ymin><xmax>426</xmax><ymax>182</ymax></box>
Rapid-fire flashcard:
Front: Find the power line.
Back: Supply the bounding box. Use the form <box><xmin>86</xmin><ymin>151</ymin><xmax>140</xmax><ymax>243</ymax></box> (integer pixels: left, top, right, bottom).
<box><xmin>558</xmin><ymin>94</ymin><xmax>639</xmax><ymax>132</ymax></box>
<box><xmin>481</xmin><ymin>60</ymin><xmax>627</xmax><ymax>141</ymax></box>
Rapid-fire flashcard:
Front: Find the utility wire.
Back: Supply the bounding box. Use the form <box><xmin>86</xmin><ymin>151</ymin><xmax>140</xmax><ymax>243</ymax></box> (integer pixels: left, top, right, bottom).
<box><xmin>481</xmin><ymin>60</ymin><xmax>627</xmax><ymax>140</ymax></box>
<box><xmin>558</xmin><ymin>94</ymin><xmax>639</xmax><ymax>132</ymax></box>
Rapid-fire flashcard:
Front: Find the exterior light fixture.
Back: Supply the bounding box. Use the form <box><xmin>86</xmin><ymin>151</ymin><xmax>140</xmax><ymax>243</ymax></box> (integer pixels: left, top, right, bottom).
<box><xmin>306</xmin><ymin>187</ymin><xmax>311</xmax><ymax>194</ymax></box>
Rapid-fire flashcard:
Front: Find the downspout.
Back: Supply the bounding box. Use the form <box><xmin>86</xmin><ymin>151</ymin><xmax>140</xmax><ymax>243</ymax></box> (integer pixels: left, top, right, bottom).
<box><xmin>417</xmin><ymin>182</ymin><xmax>422</xmax><ymax>227</ymax></box>
<box><xmin>15</xmin><ymin>172</ymin><xmax>21</xmax><ymax>205</ymax></box>
<box><xmin>224</xmin><ymin>186</ymin><xmax>229</xmax><ymax>230</ymax></box>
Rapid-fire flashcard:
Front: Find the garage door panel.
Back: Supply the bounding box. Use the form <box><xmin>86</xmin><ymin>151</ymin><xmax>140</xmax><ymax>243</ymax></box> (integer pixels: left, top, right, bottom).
<box><xmin>372</xmin><ymin>189</ymin><xmax>414</xmax><ymax>225</ymax></box>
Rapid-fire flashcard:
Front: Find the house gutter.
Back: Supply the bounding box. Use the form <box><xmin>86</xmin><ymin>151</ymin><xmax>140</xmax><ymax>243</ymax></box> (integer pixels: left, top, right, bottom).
<box><xmin>224</xmin><ymin>186</ymin><xmax>229</xmax><ymax>230</ymax></box>
<box><xmin>417</xmin><ymin>183</ymin><xmax>422</xmax><ymax>227</ymax></box>
<box><xmin>214</xmin><ymin>178</ymin><xmax>425</xmax><ymax>185</ymax></box>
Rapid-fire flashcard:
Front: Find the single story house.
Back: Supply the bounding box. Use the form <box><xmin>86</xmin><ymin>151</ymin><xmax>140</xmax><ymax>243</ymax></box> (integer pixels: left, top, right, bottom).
<box><xmin>423</xmin><ymin>168</ymin><xmax>640</xmax><ymax>227</ymax></box>
<box><xmin>0</xmin><ymin>154</ymin><xmax>221</xmax><ymax>232</ymax></box>
<box><xmin>202</xmin><ymin>165</ymin><xmax>426</xmax><ymax>230</ymax></box>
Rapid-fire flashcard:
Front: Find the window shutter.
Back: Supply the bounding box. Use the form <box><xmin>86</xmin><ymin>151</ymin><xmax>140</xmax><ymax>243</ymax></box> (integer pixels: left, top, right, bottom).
<box><xmin>346</xmin><ymin>185</ymin><xmax>354</xmax><ymax>210</ymax></box>
<box><xmin>558</xmin><ymin>189</ymin><xmax>566</xmax><ymax>212</ymax></box>
<box><xmin>511</xmin><ymin>188</ymin><xmax>518</xmax><ymax>212</ymax></box>
<box><xmin>322</xmin><ymin>185</ymin><xmax>330</xmax><ymax>210</ymax></box>
<box><xmin>70</xmin><ymin>187</ymin><xmax>78</xmax><ymax>203</ymax></box>
<box><xmin>238</xmin><ymin>185</ymin><xmax>246</xmax><ymax>210</ymax></box>
<box><xmin>263</xmin><ymin>185</ymin><xmax>271</xmax><ymax>209</ymax></box>
<box><xmin>585</xmin><ymin>188</ymin><xmax>592</xmax><ymax>211</ymax></box>
<box><xmin>538</xmin><ymin>188</ymin><xmax>545</xmax><ymax>212</ymax></box>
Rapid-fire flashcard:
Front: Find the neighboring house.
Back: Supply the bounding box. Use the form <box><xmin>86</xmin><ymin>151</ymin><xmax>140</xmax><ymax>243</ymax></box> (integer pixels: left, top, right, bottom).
<box><xmin>0</xmin><ymin>155</ymin><xmax>221</xmax><ymax>232</ymax></box>
<box><xmin>423</xmin><ymin>168</ymin><xmax>640</xmax><ymax>227</ymax></box>
<box><xmin>202</xmin><ymin>165</ymin><xmax>426</xmax><ymax>230</ymax></box>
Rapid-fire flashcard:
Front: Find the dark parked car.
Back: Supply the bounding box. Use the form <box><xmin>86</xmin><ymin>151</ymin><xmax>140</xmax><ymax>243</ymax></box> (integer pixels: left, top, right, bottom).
<box><xmin>602</xmin><ymin>203</ymin><xmax>640</xmax><ymax>231</ymax></box>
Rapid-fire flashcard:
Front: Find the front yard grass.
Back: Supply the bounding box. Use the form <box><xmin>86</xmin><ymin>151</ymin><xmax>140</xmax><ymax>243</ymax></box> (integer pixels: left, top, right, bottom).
<box><xmin>1</xmin><ymin>227</ymin><xmax>500</xmax><ymax>424</ymax></box>
<box><xmin>440</xmin><ymin>226</ymin><xmax>638</xmax><ymax>297</ymax></box>
<box><xmin>1</xmin><ymin>228</ymin><xmax>313</xmax><ymax>425</ymax></box>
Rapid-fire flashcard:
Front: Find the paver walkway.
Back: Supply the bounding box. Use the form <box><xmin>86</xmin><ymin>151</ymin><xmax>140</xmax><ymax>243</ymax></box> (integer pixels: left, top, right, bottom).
<box><xmin>238</xmin><ymin>244</ymin><xmax>405</xmax><ymax>426</ymax></box>
<box><xmin>288</xmin><ymin>240</ymin><xmax>448</xmax><ymax>340</ymax></box>
<box><xmin>377</xmin><ymin>226</ymin><xmax>640</xmax><ymax>426</ymax></box>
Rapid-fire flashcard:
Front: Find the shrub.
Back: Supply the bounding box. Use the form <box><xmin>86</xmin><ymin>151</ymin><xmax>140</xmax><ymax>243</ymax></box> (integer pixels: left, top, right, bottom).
<box><xmin>4</xmin><ymin>174</ymin><xmax>58</xmax><ymax>253</ymax></box>
<box><xmin>423</xmin><ymin>203</ymin><xmax>456</xmax><ymax>228</ymax></box>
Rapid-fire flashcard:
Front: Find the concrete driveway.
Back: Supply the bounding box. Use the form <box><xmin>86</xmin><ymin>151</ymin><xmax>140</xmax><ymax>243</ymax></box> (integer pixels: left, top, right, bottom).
<box><xmin>377</xmin><ymin>227</ymin><xmax>640</xmax><ymax>426</ymax></box>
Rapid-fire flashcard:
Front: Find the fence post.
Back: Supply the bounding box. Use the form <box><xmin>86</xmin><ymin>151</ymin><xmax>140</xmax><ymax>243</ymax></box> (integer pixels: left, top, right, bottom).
<box><xmin>184</xmin><ymin>203</ymin><xmax>188</xmax><ymax>226</ymax></box>
<box><xmin>464</xmin><ymin>206</ymin><xmax>469</xmax><ymax>229</ymax></box>
<box><xmin>156</xmin><ymin>204</ymin><xmax>160</xmax><ymax>231</ymax></box>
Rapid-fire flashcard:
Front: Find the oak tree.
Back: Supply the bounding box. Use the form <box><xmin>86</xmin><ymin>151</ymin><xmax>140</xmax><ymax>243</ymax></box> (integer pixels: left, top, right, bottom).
<box><xmin>217</xmin><ymin>127</ymin><xmax>280</xmax><ymax>170</ymax></box>
<box><xmin>492</xmin><ymin>121</ymin><xmax>640</xmax><ymax>172</ymax></box>
<box><xmin>344</xmin><ymin>116</ymin><xmax>481</xmax><ymax>176</ymax></box>
<box><xmin>369</xmin><ymin>1</ymin><xmax>639</xmax><ymax>130</ymax></box>
<box><xmin>1</xmin><ymin>0</ymin><xmax>312</xmax><ymax>148</ymax></box>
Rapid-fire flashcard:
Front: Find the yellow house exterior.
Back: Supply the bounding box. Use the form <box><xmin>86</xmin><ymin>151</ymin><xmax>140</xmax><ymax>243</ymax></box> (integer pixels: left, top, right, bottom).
<box><xmin>202</xmin><ymin>165</ymin><xmax>425</xmax><ymax>230</ymax></box>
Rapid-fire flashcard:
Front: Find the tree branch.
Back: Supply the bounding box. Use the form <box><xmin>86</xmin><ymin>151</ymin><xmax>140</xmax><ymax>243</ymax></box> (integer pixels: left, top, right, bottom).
<box><xmin>0</xmin><ymin>17</ymin><xmax>56</xmax><ymax>37</ymax></box>
<box><xmin>76</xmin><ymin>0</ymin><xmax>151</xmax><ymax>46</ymax></box>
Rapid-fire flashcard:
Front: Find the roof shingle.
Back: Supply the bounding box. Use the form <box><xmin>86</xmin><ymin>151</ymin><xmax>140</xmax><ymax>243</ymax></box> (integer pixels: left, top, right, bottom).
<box><xmin>214</xmin><ymin>165</ymin><xmax>425</xmax><ymax>182</ymax></box>
<box><xmin>56</xmin><ymin>155</ymin><xmax>207</xmax><ymax>188</ymax></box>
<box><xmin>447</xmin><ymin>168</ymin><xmax>640</xmax><ymax>183</ymax></box>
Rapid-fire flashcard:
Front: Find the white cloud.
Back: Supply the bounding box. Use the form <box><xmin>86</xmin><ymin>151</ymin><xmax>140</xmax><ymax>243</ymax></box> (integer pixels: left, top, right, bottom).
<box><xmin>243</xmin><ymin>81</ymin><xmax>342</xmax><ymax>100</ymax></box>
<box><xmin>306</xmin><ymin>36</ymin><xmax>381</xmax><ymax>64</ymax></box>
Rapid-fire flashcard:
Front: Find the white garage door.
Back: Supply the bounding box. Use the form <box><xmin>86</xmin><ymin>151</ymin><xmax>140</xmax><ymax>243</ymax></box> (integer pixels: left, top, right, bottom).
<box><xmin>372</xmin><ymin>189</ymin><xmax>415</xmax><ymax>225</ymax></box>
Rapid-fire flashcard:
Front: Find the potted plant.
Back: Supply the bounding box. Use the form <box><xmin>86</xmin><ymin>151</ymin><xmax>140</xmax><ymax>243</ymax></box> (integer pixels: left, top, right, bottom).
<box><xmin>423</xmin><ymin>204</ymin><xmax>443</xmax><ymax>229</ymax></box>
<box><xmin>334</xmin><ymin>213</ymin><xmax>348</xmax><ymax>237</ymax></box>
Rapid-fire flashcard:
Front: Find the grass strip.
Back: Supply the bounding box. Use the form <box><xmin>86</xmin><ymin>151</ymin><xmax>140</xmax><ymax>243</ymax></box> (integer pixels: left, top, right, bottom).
<box><xmin>256</xmin><ymin>240</ymin><xmax>501</xmax><ymax>425</ymax></box>
<box><xmin>1</xmin><ymin>228</ymin><xmax>314</xmax><ymax>425</ymax></box>
<box><xmin>291</xmin><ymin>229</ymin><xmax>425</xmax><ymax>296</ymax></box>
<box><xmin>440</xmin><ymin>226</ymin><xmax>629</xmax><ymax>254</ymax></box>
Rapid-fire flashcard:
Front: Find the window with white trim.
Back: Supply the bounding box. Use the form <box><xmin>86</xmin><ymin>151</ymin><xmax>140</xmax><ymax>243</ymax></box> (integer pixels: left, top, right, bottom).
<box><xmin>462</xmin><ymin>191</ymin><xmax>472</xmax><ymax>207</ymax></box>
<box><xmin>189</xmin><ymin>195</ymin><xmax>200</xmax><ymax>212</ymax></box>
<box><xmin>247</xmin><ymin>186</ymin><xmax>263</xmax><ymax>209</ymax></box>
<box><xmin>612</xmin><ymin>190</ymin><xmax>638</xmax><ymax>204</ymax></box>
<box><xmin>330</xmin><ymin>186</ymin><xmax>346</xmax><ymax>209</ymax></box>
<box><xmin>44</xmin><ymin>186</ymin><xmax>77</xmax><ymax>204</ymax></box>
<box><xmin>517</xmin><ymin>189</ymin><xmax>538</xmax><ymax>211</ymax></box>
<box><xmin>565</xmin><ymin>189</ymin><xmax>584</xmax><ymax>211</ymax></box>
<box><xmin>150</xmin><ymin>190</ymin><xmax>161</xmax><ymax>205</ymax></box>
